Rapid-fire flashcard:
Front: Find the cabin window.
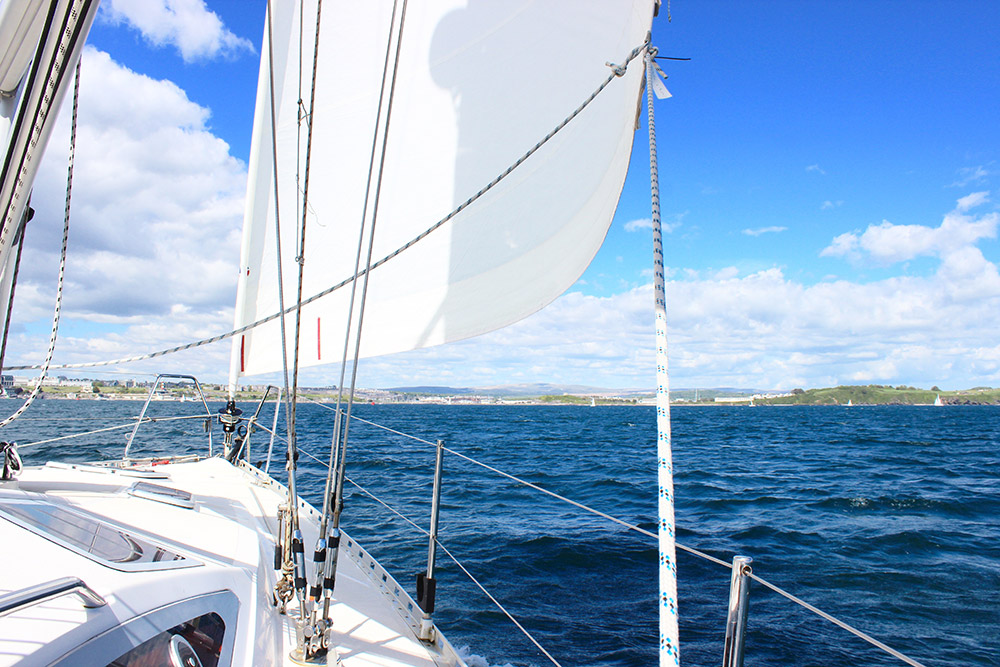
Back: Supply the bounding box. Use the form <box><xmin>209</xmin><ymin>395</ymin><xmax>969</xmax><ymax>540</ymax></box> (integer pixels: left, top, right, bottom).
<box><xmin>106</xmin><ymin>612</ymin><xmax>226</xmax><ymax>667</ymax></box>
<box><xmin>49</xmin><ymin>591</ymin><xmax>238</xmax><ymax>667</ymax></box>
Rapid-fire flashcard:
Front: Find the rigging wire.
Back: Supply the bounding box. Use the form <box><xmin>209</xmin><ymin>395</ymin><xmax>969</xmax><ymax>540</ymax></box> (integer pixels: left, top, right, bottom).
<box><xmin>313</xmin><ymin>1</ymin><xmax>406</xmax><ymax>622</ymax></box>
<box><xmin>746</xmin><ymin>573</ymin><xmax>928</xmax><ymax>667</ymax></box>
<box><xmin>260</xmin><ymin>0</ymin><xmax>295</xmax><ymax>446</ymax></box>
<box><xmin>17</xmin><ymin>414</ymin><xmax>208</xmax><ymax>449</ymax></box>
<box><xmin>324</xmin><ymin>0</ymin><xmax>411</xmax><ymax>610</ymax></box>
<box><xmin>260</xmin><ymin>1</ymin><xmax>301</xmax><ymax>576</ymax></box>
<box><xmin>286</xmin><ymin>0</ymin><xmax>326</xmax><ymax>638</ymax></box>
<box><xmin>320</xmin><ymin>0</ymin><xmax>404</xmax><ymax>539</ymax></box>
<box><xmin>296</xmin><ymin>444</ymin><xmax>563</xmax><ymax>667</ymax></box>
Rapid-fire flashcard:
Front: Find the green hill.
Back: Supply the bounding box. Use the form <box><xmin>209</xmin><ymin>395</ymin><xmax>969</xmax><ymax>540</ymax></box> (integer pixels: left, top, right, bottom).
<box><xmin>757</xmin><ymin>385</ymin><xmax>1000</xmax><ymax>406</ymax></box>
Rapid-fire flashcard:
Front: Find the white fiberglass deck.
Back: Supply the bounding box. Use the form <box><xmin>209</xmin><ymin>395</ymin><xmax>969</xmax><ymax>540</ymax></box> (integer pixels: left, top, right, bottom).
<box><xmin>0</xmin><ymin>456</ymin><xmax>464</xmax><ymax>666</ymax></box>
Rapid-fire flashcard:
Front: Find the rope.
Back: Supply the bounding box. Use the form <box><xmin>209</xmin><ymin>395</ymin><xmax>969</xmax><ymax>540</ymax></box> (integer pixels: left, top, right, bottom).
<box><xmin>644</xmin><ymin>47</ymin><xmax>680</xmax><ymax>667</ymax></box>
<box><xmin>287</xmin><ymin>0</ymin><xmax>325</xmax><ymax>495</ymax></box>
<box><xmin>0</xmin><ymin>59</ymin><xmax>82</xmax><ymax>429</ymax></box>
<box><xmin>5</xmin><ymin>38</ymin><xmax>651</xmax><ymax>373</ymax></box>
<box><xmin>261</xmin><ymin>0</ymin><xmax>294</xmax><ymax>448</ymax></box>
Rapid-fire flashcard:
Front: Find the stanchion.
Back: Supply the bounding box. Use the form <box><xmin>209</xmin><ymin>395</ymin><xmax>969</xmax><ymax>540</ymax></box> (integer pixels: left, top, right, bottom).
<box><xmin>722</xmin><ymin>555</ymin><xmax>753</xmax><ymax>667</ymax></box>
<box><xmin>417</xmin><ymin>439</ymin><xmax>444</xmax><ymax>641</ymax></box>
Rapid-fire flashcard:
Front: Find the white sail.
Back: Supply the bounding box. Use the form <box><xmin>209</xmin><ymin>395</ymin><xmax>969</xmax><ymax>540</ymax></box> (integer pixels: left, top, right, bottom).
<box><xmin>231</xmin><ymin>0</ymin><xmax>655</xmax><ymax>380</ymax></box>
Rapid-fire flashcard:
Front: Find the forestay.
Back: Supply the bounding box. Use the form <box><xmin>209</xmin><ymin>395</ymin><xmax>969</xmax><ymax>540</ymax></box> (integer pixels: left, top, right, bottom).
<box><xmin>230</xmin><ymin>0</ymin><xmax>655</xmax><ymax>380</ymax></box>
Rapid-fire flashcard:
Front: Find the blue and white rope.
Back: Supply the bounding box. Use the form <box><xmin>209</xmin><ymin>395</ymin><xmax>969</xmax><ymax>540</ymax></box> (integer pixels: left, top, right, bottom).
<box><xmin>645</xmin><ymin>48</ymin><xmax>680</xmax><ymax>667</ymax></box>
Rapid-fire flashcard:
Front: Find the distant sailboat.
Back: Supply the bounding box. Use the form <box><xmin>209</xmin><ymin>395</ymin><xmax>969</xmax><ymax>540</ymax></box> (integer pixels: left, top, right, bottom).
<box><xmin>934</xmin><ymin>395</ymin><xmax>943</xmax><ymax>406</ymax></box>
<box><xmin>846</xmin><ymin>399</ymin><xmax>853</xmax><ymax>406</ymax></box>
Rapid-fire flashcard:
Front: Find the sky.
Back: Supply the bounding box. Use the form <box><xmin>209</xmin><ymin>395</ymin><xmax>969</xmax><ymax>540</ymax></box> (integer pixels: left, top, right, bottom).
<box><xmin>6</xmin><ymin>0</ymin><xmax>1000</xmax><ymax>391</ymax></box>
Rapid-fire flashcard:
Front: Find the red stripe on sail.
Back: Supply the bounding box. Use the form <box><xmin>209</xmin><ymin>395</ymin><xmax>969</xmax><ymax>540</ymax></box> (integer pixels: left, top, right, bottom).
<box><xmin>240</xmin><ymin>335</ymin><xmax>245</xmax><ymax>373</ymax></box>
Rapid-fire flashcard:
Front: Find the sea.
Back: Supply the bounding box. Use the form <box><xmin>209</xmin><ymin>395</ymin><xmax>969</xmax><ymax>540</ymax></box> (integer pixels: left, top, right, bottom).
<box><xmin>3</xmin><ymin>399</ymin><xmax>997</xmax><ymax>667</ymax></box>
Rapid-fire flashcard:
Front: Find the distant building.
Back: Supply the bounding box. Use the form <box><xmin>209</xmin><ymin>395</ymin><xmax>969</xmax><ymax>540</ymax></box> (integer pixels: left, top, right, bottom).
<box><xmin>1</xmin><ymin>375</ymin><xmax>12</xmax><ymax>390</ymax></box>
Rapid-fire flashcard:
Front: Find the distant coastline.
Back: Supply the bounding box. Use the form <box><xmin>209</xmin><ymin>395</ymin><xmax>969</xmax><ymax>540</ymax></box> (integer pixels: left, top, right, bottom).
<box><xmin>5</xmin><ymin>380</ymin><xmax>999</xmax><ymax>406</ymax></box>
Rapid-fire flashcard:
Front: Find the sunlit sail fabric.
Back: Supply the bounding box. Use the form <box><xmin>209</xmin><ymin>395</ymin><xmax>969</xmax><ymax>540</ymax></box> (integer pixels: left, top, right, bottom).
<box><xmin>230</xmin><ymin>0</ymin><xmax>655</xmax><ymax>380</ymax></box>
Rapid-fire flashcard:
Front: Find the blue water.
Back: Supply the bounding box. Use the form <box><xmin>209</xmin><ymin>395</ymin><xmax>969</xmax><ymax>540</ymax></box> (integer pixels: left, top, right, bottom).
<box><xmin>3</xmin><ymin>401</ymin><xmax>997</xmax><ymax>667</ymax></box>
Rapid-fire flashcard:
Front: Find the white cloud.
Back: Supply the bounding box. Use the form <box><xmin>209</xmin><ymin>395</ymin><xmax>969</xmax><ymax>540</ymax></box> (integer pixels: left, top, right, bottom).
<box><xmin>354</xmin><ymin>197</ymin><xmax>1000</xmax><ymax>391</ymax></box>
<box><xmin>101</xmin><ymin>0</ymin><xmax>254</xmax><ymax>63</ymax></box>
<box><xmin>821</xmin><ymin>200</ymin><xmax>843</xmax><ymax>210</ymax></box>
<box><xmin>956</xmin><ymin>190</ymin><xmax>989</xmax><ymax>212</ymax></box>
<box><xmin>9</xmin><ymin>49</ymin><xmax>1000</xmax><ymax>394</ymax></box>
<box><xmin>623</xmin><ymin>218</ymin><xmax>652</xmax><ymax>232</ymax></box>
<box><xmin>624</xmin><ymin>211</ymin><xmax>685</xmax><ymax>234</ymax></box>
<box><xmin>713</xmin><ymin>267</ymin><xmax>740</xmax><ymax>280</ymax></box>
<box><xmin>351</xmin><ymin>249</ymin><xmax>1000</xmax><ymax>391</ymax></box>
<box><xmin>950</xmin><ymin>165</ymin><xmax>989</xmax><ymax>188</ymax></box>
<box><xmin>820</xmin><ymin>196</ymin><xmax>998</xmax><ymax>267</ymax></box>
<box><xmin>806</xmin><ymin>164</ymin><xmax>826</xmax><ymax>175</ymax></box>
<box><xmin>7</xmin><ymin>47</ymin><xmax>245</xmax><ymax>372</ymax></box>
<box><xmin>16</xmin><ymin>176</ymin><xmax>1000</xmax><ymax>392</ymax></box>
<box><xmin>742</xmin><ymin>226</ymin><xmax>787</xmax><ymax>237</ymax></box>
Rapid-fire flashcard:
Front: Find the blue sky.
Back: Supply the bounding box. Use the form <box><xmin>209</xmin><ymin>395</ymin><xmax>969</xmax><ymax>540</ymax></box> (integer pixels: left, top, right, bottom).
<box><xmin>8</xmin><ymin>0</ymin><xmax>1000</xmax><ymax>391</ymax></box>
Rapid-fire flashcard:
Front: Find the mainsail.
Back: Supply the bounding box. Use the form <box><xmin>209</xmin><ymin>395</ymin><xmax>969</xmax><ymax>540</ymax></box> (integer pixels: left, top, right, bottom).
<box><xmin>230</xmin><ymin>0</ymin><xmax>656</xmax><ymax>381</ymax></box>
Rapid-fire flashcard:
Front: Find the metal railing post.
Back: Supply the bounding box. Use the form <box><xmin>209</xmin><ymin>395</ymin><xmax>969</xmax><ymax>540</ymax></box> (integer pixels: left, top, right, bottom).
<box><xmin>417</xmin><ymin>438</ymin><xmax>444</xmax><ymax>641</ymax></box>
<box><xmin>124</xmin><ymin>374</ymin><xmax>213</xmax><ymax>460</ymax></box>
<box><xmin>722</xmin><ymin>555</ymin><xmax>753</xmax><ymax>667</ymax></box>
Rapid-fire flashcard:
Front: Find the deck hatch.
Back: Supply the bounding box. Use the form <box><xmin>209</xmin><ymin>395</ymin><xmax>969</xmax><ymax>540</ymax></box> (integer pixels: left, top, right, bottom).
<box><xmin>0</xmin><ymin>494</ymin><xmax>193</xmax><ymax>571</ymax></box>
<box><xmin>128</xmin><ymin>481</ymin><xmax>195</xmax><ymax>509</ymax></box>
